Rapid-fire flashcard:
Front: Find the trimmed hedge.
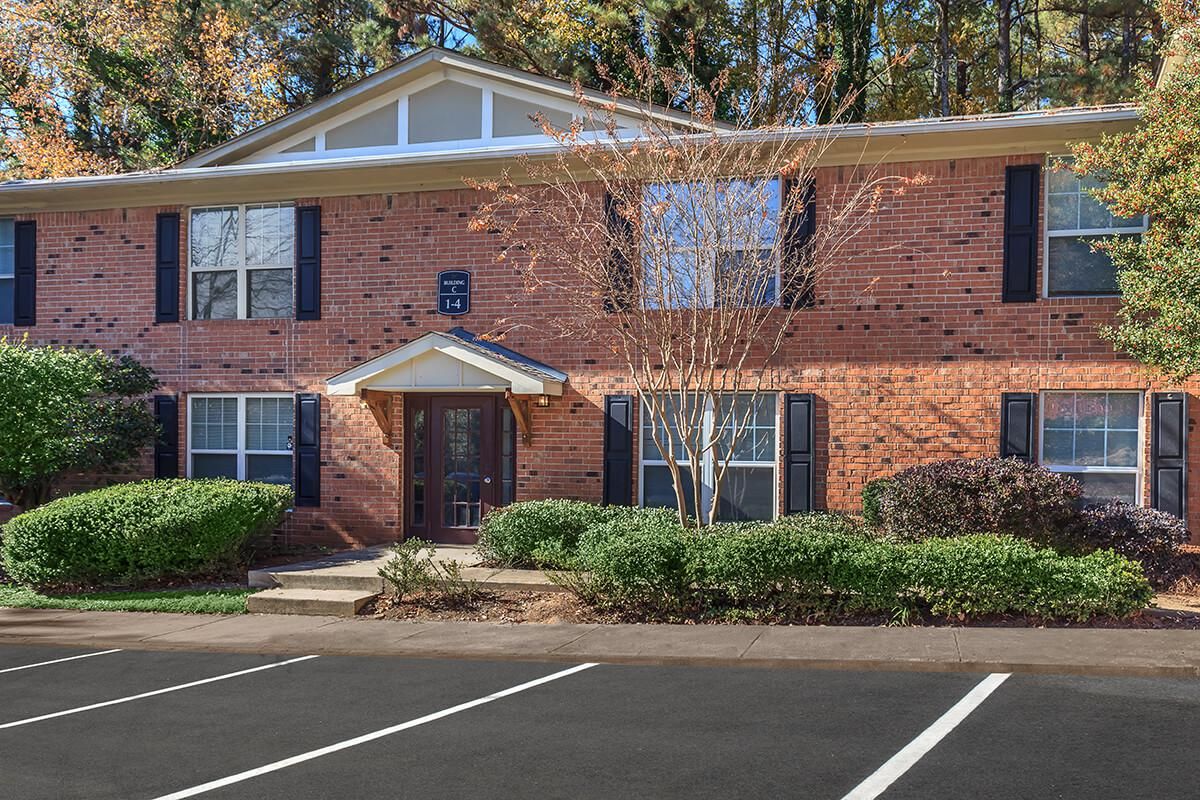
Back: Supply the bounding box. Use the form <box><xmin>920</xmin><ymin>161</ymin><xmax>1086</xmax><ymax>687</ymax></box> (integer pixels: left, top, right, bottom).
<box><xmin>868</xmin><ymin>459</ymin><xmax>1191</xmax><ymax>587</ymax></box>
<box><xmin>1</xmin><ymin>479</ymin><xmax>292</xmax><ymax>586</ymax></box>
<box><xmin>573</xmin><ymin>514</ymin><xmax>1151</xmax><ymax>620</ymax></box>
<box><xmin>875</xmin><ymin>458</ymin><xmax>1082</xmax><ymax>542</ymax></box>
<box><xmin>475</xmin><ymin>499</ymin><xmax>675</xmax><ymax>568</ymax></box>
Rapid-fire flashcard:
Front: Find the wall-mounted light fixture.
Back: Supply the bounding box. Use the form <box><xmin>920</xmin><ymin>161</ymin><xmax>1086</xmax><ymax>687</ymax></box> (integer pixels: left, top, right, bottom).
<box><xmin>536</xmin><ymin>395</ymin><xmax>551</xmax><ymax>408</ymax></box>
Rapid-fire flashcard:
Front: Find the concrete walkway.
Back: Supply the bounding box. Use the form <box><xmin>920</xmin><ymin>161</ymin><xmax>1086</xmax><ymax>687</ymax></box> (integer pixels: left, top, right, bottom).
<box><xmin>1</xmin><ymin>607</ymin><xmax>1199</xmax><ymax>678</ymax></box>
<box><xmin>246</xmin><ymin>545</ymin><xmax>562</xmax><ymax>616</ymax></box>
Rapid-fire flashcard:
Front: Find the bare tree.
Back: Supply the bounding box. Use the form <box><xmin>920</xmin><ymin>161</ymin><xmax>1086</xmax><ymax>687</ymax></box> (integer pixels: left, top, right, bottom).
<box><xmin>469</xmin><ymin>53</ymin><xmax>925</xmax><ymax>527</ymax></box>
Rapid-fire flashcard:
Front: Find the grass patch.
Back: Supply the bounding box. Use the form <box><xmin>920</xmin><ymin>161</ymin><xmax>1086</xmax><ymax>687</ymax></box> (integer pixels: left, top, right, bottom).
<box><xmin>0</xmin><ymin>585</ymin><xmax>254</xmax><ymax>614</ymax></box>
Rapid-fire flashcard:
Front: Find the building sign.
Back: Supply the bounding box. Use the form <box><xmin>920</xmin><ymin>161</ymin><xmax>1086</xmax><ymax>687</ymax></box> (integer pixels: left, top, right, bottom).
<box><xmin>437</xmin><ymin>270</ymin><xmax>471</xmax><ymax>316</ymax></box>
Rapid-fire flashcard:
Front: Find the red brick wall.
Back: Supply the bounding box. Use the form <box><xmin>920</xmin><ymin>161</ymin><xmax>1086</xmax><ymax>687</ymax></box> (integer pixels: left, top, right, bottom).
<box><xmin>3</xmin><ymin>153</ymin><xmax>1196</xmax><ymax>545</ymax></box>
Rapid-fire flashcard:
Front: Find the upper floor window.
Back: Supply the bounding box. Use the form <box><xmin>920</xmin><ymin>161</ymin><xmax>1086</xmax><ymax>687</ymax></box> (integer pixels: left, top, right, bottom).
<box><xmin>1045</xmin><ymin>156</ymin><xmax>1146</xmax><ymax>297</ymax></box>
<box><xmin>642</xmin><ymin>179</ymin><xmax>781</xmax><ymax>308</ymax></box>
<box><xmin>0</xmin><ymin>218</ymin><xmax>13</xmax><ymax>324</ymax></box>
<box><xmin>190</xmin><ymin>204</ymin><xmax>293</xmax><ymax>319</ymax></box>
<box><xmin>1040</xmin><ymin>390</ymin><xmax>1142</xmax><ymax>505</ymax></box>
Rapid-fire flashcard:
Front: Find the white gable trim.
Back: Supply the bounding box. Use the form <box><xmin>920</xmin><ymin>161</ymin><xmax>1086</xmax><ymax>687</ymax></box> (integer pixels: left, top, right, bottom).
<box><xmin>180</xmin><ymin>47</ymin><xmax>704</xmax><ymax>169</ymax></box>
<box><xmin>326</xmin><ymin>332</ymin><xmax>565</xmax><ymax>396</ymax></box>
<box><xmin>238</xmin><ymin>67</ymin><xmax>643</xmax><ymax>165</ymax></box>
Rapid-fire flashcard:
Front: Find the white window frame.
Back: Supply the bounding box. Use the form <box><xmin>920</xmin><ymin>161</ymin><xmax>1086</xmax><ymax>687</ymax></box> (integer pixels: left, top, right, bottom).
<box><xmin>186</xmin><ymin>393</ymin><xmax>294</xmax><ymax>482</ymax></box>
<box><xmin>1037</xmin><ymin>390</ymin><xmax>1144</xmax><ymax>505</ymax></box>
<box><xmin>187</xmin><ymin>203</ymin><xmax>294</xmax><ymax>320</ymax></box>
<box><xmin>1042</xmin><ymin>155</ymin><xmax>1148</xmax><ymax>299</ymax></box>
<box><xmin>0</xmin><ymin>216</ymin><xmax>14</xmax><ymax>326</ymax></box>
<box><xmin>642</xmin><ymin>178</ymin><xmax>783</xmax><ymax>309</ymax></box>
<box><xmin>638</xmin><ymin>393</ymin><xmax>779</xmax><ymax>522</ymax></box>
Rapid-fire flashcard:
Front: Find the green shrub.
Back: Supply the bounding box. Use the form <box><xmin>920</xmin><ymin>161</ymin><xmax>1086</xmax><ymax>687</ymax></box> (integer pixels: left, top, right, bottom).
<box><xmin>860</xmin><ymin>478</ymin><xmax>893</xmax><ymax>528</ymax></box>
<box><xmin>378</xmin><ymin>537</ymin><xmax>436</xmax><ymax>602</ymax></box>
<box><xmin>878</xmin><ymin>458</ymin><xmax>1081</xmax><ymax>542</ymax></box>
<box><xmin>569</xmin><ymin>512</ymin><xmax>1151</xmax><ymax>620</ymax></box>
<box><xmin>475</xmin><ymin>499</ymin><xmax>674</xmax><ymax>568</ymax></box>
<box><xmin>575</xmin><ymin>513</ymin><xmax>697</xmax><ymax>609</ymax></box>
<box><xmin>903</xmin><ymin>535</ymin><xmax>1151</xmax><ymax>619</ymax></box>
<box><xmin>1</xmin><ymin>479</ymin><xmax>291</xmax><ymax>586</ymax></box>
<box><xmin>697</xmin><ymin>514</ymin><xmax>899</xmax><ymax>611</ymax></box>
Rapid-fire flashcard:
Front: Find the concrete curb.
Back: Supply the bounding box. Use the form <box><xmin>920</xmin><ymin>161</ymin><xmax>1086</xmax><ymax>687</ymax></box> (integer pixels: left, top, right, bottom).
<box><xmin>2</xmin><ymin>608</ymin><xmax>1200</xmax><ymax>679</ymax></box>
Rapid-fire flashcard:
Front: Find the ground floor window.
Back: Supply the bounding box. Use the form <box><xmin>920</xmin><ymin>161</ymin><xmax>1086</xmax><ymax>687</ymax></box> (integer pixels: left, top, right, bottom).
<box><xmin>188</xmin><ymin>394</ymin><xmax>293</xmax><ymax>484</ymax></box>
<box><xmin>1040</xmin><ymin>391</ymin><xmax>1142</xmax><ymax>505</ymax></box>
<box><xmin>640</xmin><ymin>393</ymin><xmax>778</xmax><ymax>522</ymax></box>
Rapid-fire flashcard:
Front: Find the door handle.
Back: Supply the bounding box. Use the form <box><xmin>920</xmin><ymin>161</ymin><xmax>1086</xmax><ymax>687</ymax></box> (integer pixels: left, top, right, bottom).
<box><xmin>483</xmin><ymin>476</ymin><xmax>493</xmax><ymax>484</ymax></box>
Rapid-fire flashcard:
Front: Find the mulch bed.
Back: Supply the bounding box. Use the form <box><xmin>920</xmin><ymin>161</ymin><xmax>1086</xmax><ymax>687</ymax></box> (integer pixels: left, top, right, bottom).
<box><xmin>364</xmin><ymin>589</ymin><xmax>1200</xmax><ymax>629</ymax></box>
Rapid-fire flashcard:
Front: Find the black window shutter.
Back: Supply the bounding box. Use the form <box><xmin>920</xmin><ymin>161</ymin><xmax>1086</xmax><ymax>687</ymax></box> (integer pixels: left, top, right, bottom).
<box><xmin>1002</xmin><ymin>164</ymin><xmax>1039</xmax><ymax>303</ymax></box>
<box><xmin>13</xmin><ymin>220</ymin><xmax>36</xmax><ymax>327</ymax></box>
<box><xmin>295</xmin><ymin>206</ymin><xmax>321</xmax><ymax>321</ymax></box>
<box><xmin>784</xmin><ymin>393</ymin><xmax>815</xmax><ymax>513</ymax></box>
<box><xmin>294</xmin><ymin>393</ymin><xmax>321</xmax><ymax>506</ymax></box>
<box><xmin>1000</xmin><ymin>392</ymin><xmax>1036</xmax><ymax>461</ymax></box>
<box><xmin>155</xmin><ymin>213</ymin><xmax>180</xmax><ymax>323</ymax></box>
<box><xmin>603</xmin><ymin>192</ymin><xmax>634</xmax><ymax>312</ymax></box>
<box><xmin>780</xmin><ymin>178</ymin><xmax>817</xmax><ymax>309</ymax></box>
<box><xmin>153</xmin><ymin>395</ymin><xmax>179</xmax><ymax>478</ymax></box>
<box><xmin>602</xmin><ymin>394</ymin><xmax>633</xmax><ymax>505</ymax></box>
<box><xmin>1151</xmin><ymin>392</ymin><xmax>1188</xmax><ymax>519</ymax></box>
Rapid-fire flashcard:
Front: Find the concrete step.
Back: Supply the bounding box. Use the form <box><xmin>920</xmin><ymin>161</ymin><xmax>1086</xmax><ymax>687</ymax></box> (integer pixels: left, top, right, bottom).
<box><xmin>246</xmin><ymin>588</ymin><xmax>377</xmax><ymax>617</ymax></box>
<box><xmin>265</xmin><ymin>570</ymin><xmax>385</xmax><ymax>593</ymax></box>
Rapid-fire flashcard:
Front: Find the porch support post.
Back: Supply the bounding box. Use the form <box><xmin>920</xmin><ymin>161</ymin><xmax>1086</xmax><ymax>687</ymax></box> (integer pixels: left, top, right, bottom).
<box><xmin>505</xmin><ymin>389</ymin><xmax>533</xmax><ymax>444</ymax></box>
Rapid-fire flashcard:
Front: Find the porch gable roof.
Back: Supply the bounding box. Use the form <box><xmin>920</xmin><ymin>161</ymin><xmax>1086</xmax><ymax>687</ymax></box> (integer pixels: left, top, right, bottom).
<box><xmin>325</xmin><ymin>328</ymin><xmax>566</xmax><ymax>397</ymax></box>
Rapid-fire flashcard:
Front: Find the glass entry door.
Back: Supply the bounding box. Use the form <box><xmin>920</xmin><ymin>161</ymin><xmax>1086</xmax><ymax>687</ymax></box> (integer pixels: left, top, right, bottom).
<box><xmin>418</xmin><ymin>396</ymin><xmax>498</xmax><ymax>543</ymax></box>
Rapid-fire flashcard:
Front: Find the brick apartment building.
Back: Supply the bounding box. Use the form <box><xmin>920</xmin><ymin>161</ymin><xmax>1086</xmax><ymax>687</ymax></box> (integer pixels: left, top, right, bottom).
<box><xmin>0</xmin><ymin>48</ymin><xmax>1191</xmax><ymax>546</ymax></box>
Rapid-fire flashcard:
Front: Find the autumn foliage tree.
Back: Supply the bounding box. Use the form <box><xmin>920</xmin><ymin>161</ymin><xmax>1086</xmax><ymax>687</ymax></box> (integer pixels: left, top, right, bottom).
<box><xmin>470</xmin><ymin>54</ymin><xmax>923</xmax><ymax>525</ymax></box>
<box><xmin>0</xmin><ymin>0</ymin><xmax>286</xmax><ymax>178</ymax></box>
<box><xmin>1070</xmin><ymin>1</ymin><xmax>1200</xmax><ymax>378</ymax></box>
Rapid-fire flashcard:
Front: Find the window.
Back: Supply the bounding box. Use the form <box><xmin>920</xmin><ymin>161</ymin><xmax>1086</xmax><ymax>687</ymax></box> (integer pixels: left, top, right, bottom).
<box><xmin>640</xmin><ymin>393</ymin><xmax>777</xmax><ymax>521</ymax></box>
<box><xmin>642</xmin><ymin>179</ymin><xmax>781</xmax><ymax>308</ymax></box>
<box><xmin>189</xmin><ymin>394</ymin><xmax>293</xmax><ymax>484</ymax></box>
<box><xmin>190</xmin><ymin>204</ymin><xmax>293</xmax><ymax>319</ymax></box>
<box><xmin>1040</xmin><ymin>391</ymin><xmax>1142</xmax><ymax>505</ymax></box>
<box><xmin>0</xmin><ymin>218</ymin><xmax>13</xmax><ymax>324</ymax></box>
<box><xmin>1045</xmin><ymin>156</ymin><xmax>1146</xmax><ymax>297</ymax></box>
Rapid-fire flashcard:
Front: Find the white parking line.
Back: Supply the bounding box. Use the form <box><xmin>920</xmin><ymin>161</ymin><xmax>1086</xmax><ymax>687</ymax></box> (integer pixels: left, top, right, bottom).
<box><xmin>0</xmin><ymin>654</ymin><xmax>319</xmax><ymax>730</ymax></box>
<box><xmin>840</xmin><ymin>672</ymin><xmax>1011</xmax><ymax>800</ymax></box>
<box><xmin>0</xmin><ymin>649</ymin><xmax>123</xmax><ymax>674</ymax></box>
<box><xmin>150</xmin><ymin>662</ymin><xmax>599</xmax><ymax>800</ymax></box>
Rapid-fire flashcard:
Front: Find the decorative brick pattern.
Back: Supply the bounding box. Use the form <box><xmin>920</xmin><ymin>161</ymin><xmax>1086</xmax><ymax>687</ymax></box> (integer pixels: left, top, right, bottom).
<box><xmin>2</xmin><ymin>153</ymin><xmax>1195</xmax><ymax>544</ymax></box>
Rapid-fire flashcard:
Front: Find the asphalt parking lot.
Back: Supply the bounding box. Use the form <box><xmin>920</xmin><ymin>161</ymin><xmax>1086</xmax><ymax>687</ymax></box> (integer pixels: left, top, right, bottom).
<box><xmin>1</xmin><ymin>644</ymin><xmax>1198</xmax><ymax>800</ymax></box>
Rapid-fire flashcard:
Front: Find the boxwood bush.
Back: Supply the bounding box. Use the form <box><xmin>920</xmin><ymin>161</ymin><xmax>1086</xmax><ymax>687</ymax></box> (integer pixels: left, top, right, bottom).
<box><xmin>475</xmin><ymin>499</ymin><xmax>675</xmax><ymax>568</ymax></box>
<box><xmin>876</xmin><ymin>458</ymin><xmax>1082</xmax><ymax>542</ymax></box>
<box><xmin>1</xmin><ymin>479</ymin><xmax>292</xmax><ymax>587</ymax></box>
<box><xmin>570</xmin><ymin>513</ymin><xmax>1151</xmax><ymax>620</ymax></box>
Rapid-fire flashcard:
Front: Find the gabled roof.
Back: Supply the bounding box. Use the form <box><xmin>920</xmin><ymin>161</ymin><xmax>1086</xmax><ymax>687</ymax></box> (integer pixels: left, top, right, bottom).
<box><xmin>180</xmin><ymin>46</ymin><xmax>717</xmax><ymax>169</ymax></box>
<box><xmin>326</xmin><ymin>328</ymin><xmax>567</xmax><ymax>397</ymax></box>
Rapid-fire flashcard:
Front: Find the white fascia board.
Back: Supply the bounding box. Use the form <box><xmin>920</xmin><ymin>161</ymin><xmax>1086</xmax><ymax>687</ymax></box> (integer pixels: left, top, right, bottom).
<box><xmin>432</xmin><ymin>341</ymin><xmax>563</xmax><ymax>395</ymax></box>
<box><xmin>0</xmin><ymin>105</ymin><xmax>1140</xmax><ymax>199</ymax></box>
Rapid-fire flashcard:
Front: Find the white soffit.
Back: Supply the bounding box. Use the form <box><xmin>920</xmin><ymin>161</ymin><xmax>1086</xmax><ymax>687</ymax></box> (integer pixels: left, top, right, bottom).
<box><xmin>326</xmin><ymin>330</ymin><xmax>566</xmax><ymax>396</ymax></box>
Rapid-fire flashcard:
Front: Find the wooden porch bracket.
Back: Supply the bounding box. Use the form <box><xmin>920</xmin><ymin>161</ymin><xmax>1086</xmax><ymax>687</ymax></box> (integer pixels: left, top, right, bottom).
<box><xmin>505</xmin><ymin>389</ymin><xmax>534</xmax><ymax>444</ymax></box>
<box><xmin>360</xmin><ymin>388</ymin><xmax>394</xmax><ymax>443</ymax></box>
